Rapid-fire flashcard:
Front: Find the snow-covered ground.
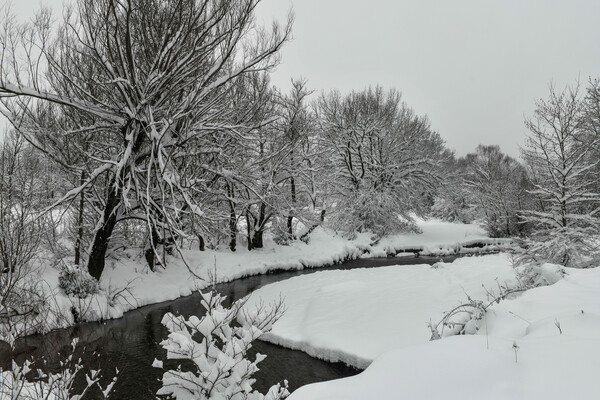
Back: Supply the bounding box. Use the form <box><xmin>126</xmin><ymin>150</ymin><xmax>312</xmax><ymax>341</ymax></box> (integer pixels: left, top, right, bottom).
<box><xmin>241</xmin><ymin>253</ymin><xmax>518</xmax><ymax>368</ymax></box>
<box><xmin>35</xmin><ymin>219</ymin><xmax>505</xmax><ymax>330</ymax></box>
<box><xmin>370</xmin><ymin>216</ymin><xmax>508</xmax><ymax>257</ymax></box>
<box><xmin>241</xmin><ymin>254</ymin><xmax>600</xmax><ymax>400</ymax></box>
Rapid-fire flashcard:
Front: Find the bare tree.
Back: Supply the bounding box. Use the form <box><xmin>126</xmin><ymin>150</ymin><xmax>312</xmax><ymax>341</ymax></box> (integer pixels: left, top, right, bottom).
<box><xmin>521</xmin><ymin>82</ymin><xmax>600</xmax><ymax>266</ymax></box>
<box><xmin>274</xmin><ymin>78</ymin><xmax>320</xmax><ymax>242</ymax></box>
<box><xmin>0</xmin><ymin>132</ymin><xmax>49</xmax><ymax>340</ymax></box>
<box><xmin>462</xmin><ymin>145</ymin><xmax>532</xmax><ymax>237</ymax></box>
<box><xmin>0</xmin><ymin>0</ymin><xmax>292</xmax><ymax>279</ymax></box>
<box><xmin>317</xmin><ymin>86</ymin><xmax>448</xmax><ymax>237</ymax></box>
<box><xmin>522</xmin><ymin>83</ymin><xmax>600</xmax><ymax>230</ymax></box>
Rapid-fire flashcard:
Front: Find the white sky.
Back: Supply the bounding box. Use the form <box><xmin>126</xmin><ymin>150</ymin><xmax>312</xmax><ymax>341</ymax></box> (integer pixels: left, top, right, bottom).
<box><xmin>6</xmin><ymin>0</ymin><xmax>600</xmax><ymax>158</ymax></box>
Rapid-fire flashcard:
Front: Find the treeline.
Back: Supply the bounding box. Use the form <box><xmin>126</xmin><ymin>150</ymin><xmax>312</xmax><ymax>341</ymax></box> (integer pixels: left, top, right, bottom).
<box><xmin>0</xmin><ymin>0</ymin><xmax>449</xmax><ymax>281</ymax></box>
<box><xmin>0</xmin><ymin>0</ymin><xmax>598</xmax><ymax>284</ymax></box>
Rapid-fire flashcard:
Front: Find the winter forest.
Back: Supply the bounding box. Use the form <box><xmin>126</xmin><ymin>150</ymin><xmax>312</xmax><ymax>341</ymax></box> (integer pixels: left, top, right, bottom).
<box><xmin>0</xmin><ymin>0</ymin><xmax>599</xmax><ymax>399</ymax></box>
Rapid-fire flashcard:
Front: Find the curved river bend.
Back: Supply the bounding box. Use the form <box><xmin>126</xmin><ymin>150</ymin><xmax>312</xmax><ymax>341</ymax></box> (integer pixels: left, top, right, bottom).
<box><xmin>2</xmin><ymin>254</ymin><xmax>462</xmax><ymax>398</ymax></box>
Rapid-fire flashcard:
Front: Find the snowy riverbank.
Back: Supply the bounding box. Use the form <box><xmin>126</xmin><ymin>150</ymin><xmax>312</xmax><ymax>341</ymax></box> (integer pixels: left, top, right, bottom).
<box><xmin>241</xmin><ymin>253</ymin><xmax>519</xmax><ymax>368</ymax></box>
<box><xmin>241</xmin><ymin>254</ymin><xmax>600</xmax><ymax>399</ymax></box>
<box><xmin>34</xmin><ymin>219</ymin><xmax>507</xmax><ymax>331</ymax></box>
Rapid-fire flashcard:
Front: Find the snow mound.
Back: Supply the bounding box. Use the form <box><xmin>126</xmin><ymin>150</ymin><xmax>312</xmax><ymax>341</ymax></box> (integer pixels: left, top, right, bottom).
<box><xmin>241</xmin><ymin>253</ymin><xmax>517</xmax><ymax>368</ymax></box>
<box><xmin>288</xmin><ymin>266</ymin><xmax>600</xmax><ymax>400</ymax></box>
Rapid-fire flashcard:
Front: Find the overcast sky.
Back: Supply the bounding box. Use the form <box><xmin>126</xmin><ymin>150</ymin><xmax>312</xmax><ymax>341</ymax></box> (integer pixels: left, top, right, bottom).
<box><xmin>8</xmin><ymin>0</ymin><xmax>600</xmax><ymax>158</ymax></box>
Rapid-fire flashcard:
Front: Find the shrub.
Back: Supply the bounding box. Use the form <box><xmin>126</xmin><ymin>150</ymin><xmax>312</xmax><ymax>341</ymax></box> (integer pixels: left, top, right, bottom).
<box><xmin>0</xmin><ymin>338</ymin><xmax>117</xmax><ymax>399</ymax></box>
<box><xmin>58</xmin><ymin>264</ymin><xmax>99</xmax><ymax>298</ymax></box>
<box><xmin>516</xmin><ymin>227</ymin><xmax>600</xmax><ymax>268</ymax></box>
<box><xmin>155</xmin><ymin>290</ymin><xmax>288</xmax><ymax>400</ymax></box>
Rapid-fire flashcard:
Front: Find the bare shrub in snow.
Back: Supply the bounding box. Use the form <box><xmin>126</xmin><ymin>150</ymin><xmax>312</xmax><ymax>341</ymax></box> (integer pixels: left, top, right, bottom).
<box><xmin>155</xmin><ymin>290</ymin><xmax>288</xmax><ymax>400</ymax></box>
<box><xmin>428</xmin><ymin>279</ymin><xmax>529</xmax><ymax>340</ymax></box>
<box><xmin>428</xmin><ymin>251</ymin><xmax>569</xmax><ymax>340</ymax></box>
<box><xmin>0</xmin><ymin>338</ymin><xmax>117</xmax><ymax>400</ymax></box>
<box><xmin>515</xmin><ymin>227</ymin><xmax>600</xmax><ymax>269</ymax></box>
<box><xmin>512</xmin><ymin>257</ymin><xmax>566</xmax><ymax>288</ymax></box>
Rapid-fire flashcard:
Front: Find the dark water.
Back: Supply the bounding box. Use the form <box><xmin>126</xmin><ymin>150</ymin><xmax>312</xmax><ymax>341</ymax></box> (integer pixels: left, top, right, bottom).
<box><xmin>1</xmin><ymin>254</ymin><xmax>461</xmax><ymax>398</ymax></box>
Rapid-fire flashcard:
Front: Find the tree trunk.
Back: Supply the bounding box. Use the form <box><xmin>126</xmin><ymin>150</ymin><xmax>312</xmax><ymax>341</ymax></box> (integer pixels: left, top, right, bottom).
<box><xmin>286</xmin><ymin>215</ymin><xmax>293</xmax><ymax>238</ymax></box>
<box><xmin>229</xmin><ymin>212</ymin><xmax>237</xmax><ymax>251</ymax></box>
<box><xmin>88</xmin><ymin>125</ymin><xmax>146</xmax><ymax>280</ymax></box>
<box><xmin>74</xmin><ymin>170</ymin><xmax>86</xmax><ymax>265</ymax></box>
<box><xmin>87</xmin><ymin>178</ymin><xmax>121</xmax><ymax>280</ymax></box>
<box><xmin>252</xmin><ymin>230</ymin><xmax>264</xmax><ymax>249</ymax></box>
<box><xmin>287</xmin><ymin>176</ymin><xmax>296</xmax><ymax>238</ymax></box>
<box><xmin>245</xmin><ymin>212</ymin><xmax>252</xmax><ymax>251</ymax></box>
<box><xmin>226</xmin><ymin>183</ymin><xmax>237</xmax><ymax>252</ymax></box>
<box><xmin>300</xmin><ymin>209</ymin><xmax>326</xmax><ymax>242</ymax></box>
<box><xmin>251</xmin><ymin>203</ymin><xmax>267</xmax><ymax>249</ymax></box>
<box><xmin>145</xmin><ymin>226</ymin><xmax>160</xmax><ymax>272</ymax></box>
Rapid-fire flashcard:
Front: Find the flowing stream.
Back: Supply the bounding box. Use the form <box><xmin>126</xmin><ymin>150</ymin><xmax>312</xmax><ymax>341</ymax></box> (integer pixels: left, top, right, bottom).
<box><xmin>2</xmin><ymin>254</ymin><xmax>463</xmax><ymax>398</ymax></box>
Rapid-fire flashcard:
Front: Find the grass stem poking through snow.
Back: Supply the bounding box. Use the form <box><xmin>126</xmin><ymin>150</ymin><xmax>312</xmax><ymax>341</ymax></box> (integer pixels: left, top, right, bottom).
<box><xmin>555</xmin><ymin>318</ymin><xmax>562</xmax><ymax>334</ymax></box>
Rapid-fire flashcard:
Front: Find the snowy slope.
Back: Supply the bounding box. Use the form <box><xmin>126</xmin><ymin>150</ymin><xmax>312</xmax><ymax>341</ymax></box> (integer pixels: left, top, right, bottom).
<box><xmin>287</xmin><ymin>266</ymin><xmax>600</xmax><ymax>400</ymax></box>
<box><xmin>241</xmin><ymin>253</ymin><xmax>518</xmax><ymax>368</ymax></box>
<box><xmin>370</xmin><ymin>217</ymin><xmax>509</xmax><ymax>256</ymax></box>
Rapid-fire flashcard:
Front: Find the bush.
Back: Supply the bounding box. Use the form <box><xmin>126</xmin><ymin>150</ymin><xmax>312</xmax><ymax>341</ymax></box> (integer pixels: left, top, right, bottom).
<box><xmin>155</xmin><ymin>290</ymin><xmax>288</xmax><ymax>400</ymax></box>
<box><xmin>0</xmin><ymin>338</ymin><xmax>117</xmax><ymax>399</ymax></box>
<box><xmin>58</xmin><ymin>264</ymin><xmax>99</xmax><ymax>298</ymax></box>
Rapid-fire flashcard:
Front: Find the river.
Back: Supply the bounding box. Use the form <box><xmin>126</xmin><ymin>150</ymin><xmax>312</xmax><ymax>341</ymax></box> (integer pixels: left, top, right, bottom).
<box><xmin>2</xmin><ymin>254</ymin><xmax>463</xmax><ymax>398</ymax></box>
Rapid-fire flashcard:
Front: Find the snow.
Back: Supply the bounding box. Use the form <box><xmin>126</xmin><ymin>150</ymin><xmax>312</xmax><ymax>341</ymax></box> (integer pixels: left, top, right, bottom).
<box><xmin>241</xmin><ymin>253</ymin><xmax>518</xmax><ymax>368</ymax></box>
<box><xmin>5</xmin><ymin>216</ymin><xmax>599</xmax><ymax>399</ymax></box>
<box><xmin>239</xmin><ymin>255</ymin><xmax>600</xmax><ymax>400</ymax></box>
<box><xmin>290</xmin><ymin>331</ymin><xmax>599</xmax><ymax>400</ymax></box>
<box><xmin>370</xmin><ymin>216</ymin><xmax>509</xmax><ymax>257</ymax></box>
<box><xmin>32</xmin><ymin>219</ymin><xmax>502</xmax><ymax>331</ymax></box>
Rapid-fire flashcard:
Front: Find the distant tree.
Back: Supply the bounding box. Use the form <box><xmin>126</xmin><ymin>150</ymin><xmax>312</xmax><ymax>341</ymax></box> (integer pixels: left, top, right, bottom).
<box><xmin>430</xmin><ymin>155</ymin><xmax>476</xmax><ymax>223</ymax></box>
<box><xmin>521</xmin><ymin>82</ymin><xmax>600</xmax><ymax>266</ymax></box>
<box><xmin>232</xmin><ymin>72</ymin><xmax>283</xmax><ymax>250</ymax></box>
<box><xmin>0</xmin><ymin>133</ymin><xmax>51</xmax><ymax>340</ymax></box>
<box><xmin>317</xmin><ymin>86</ymin><xmax>448</xmax><ymax>238</ymax></box>
<box><xmin>581</xmin><ymin>78</ymin><xmax>600</xmax><ymax>201</ymax></box>
<box><xmin>462</xmin><ymin>145</ymin><xmax>532</xmax><ymax>237</ymax></box>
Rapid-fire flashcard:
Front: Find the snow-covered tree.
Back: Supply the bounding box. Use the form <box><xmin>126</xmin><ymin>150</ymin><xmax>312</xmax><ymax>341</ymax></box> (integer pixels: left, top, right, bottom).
<box><xmin>317</xmin><ymin>86</ymin><xmax>448</xmax><ymax>238</ymax></box>
<box><xmin>462</xmin><ymin>145</ymin><xmax>532</xmax><ymax>237</ymax></box>
<box><xmin>155</xmin><ymin>290</ymin><xmax>287</xmax><ymax>400</ymax></box>
<box><xmin>0</xmin><ymin>133</ymin><xmax>52</xmax><ymax>340</ymax></box>
<box><xmin>521</xmin><ymin>82</ymin><xmax>600</xmax><ymax>266</ymax></box>
<box><xmin>219</xmin><ymin>72</ymin><xmax>283</xmax><ymax>250</ymax></box>
<box><xmin>269</xmin><ymin>78</ymin><xmax>325</xmax><ymax>243</ymax></box>
<box><xmin>0</xmin><ymin>0</ymin><xmax>292</xmax><ymax>279</ymax></box>
<box><xmin>430</xmin><ymin>156</ymin><xmax>476</xmax><ymax>223</ymax></box>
